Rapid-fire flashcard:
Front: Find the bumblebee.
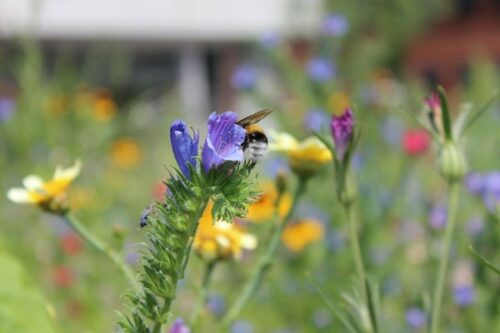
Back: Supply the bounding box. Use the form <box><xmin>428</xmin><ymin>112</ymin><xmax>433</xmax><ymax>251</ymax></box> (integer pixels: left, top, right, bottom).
<box><xmin>237</xmin><ymin>109</ymin><xmax>273</xmax><ymax>164</ymax></box>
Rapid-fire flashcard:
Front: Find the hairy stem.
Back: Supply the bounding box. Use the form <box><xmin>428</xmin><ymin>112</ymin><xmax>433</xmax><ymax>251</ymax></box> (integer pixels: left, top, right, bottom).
<box><xmin>62</xmin><ymin>213</ymin><xmax>139</xmax><ymax>293</ymax></box>
<box><xmin>430</xmin><ymin>182</ymin><xmax>460</xmax><ymax>333</ymax></box>
<box><xmin>221</xmin><ymin>180</ymin><xmax>307</xmax><ymax>327</ymax></box>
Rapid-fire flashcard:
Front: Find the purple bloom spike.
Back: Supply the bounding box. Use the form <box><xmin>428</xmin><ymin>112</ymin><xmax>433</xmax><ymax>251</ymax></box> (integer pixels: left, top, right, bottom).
<box><xmin>170</xmin><ymin>120</ymin><xmax>199</xmax><ymax>178</ymax></box>
<box><xmin>330</xmin><ymin>108</ymin><xmax>354</xmax><ymax>161</ymax></box>
<box><xmin>202</xmin><ymin>111</ymin><xmax>246</xmax><ymax>172</ymax></box>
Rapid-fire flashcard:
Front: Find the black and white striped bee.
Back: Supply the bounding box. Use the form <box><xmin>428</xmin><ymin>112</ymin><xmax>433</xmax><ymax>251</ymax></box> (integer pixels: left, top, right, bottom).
<box><xmin>237</xmin><ymin>109</ymin><xmax>273</xmax><ymax>164</ymax></box>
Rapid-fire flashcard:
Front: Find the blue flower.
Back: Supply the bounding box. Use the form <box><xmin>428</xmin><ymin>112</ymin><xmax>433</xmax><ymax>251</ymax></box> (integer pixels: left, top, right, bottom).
<box><xmin>429</xmin><ymin>205</ymin><xmax>447</xmax><ymax>230</ymax></box>
<box><xmin>259</xmin><ymin>32</ymin><xmax>280</xmax><ymax>50</ymax></box>
<box><xmin>170</xmin><ymin>120</ymin><xmax>199</xmax><ymax>178</ymax></box>
<box><xmin>303</xmin><ymin>108</ymin><xmax>329</xmax><ymax>132</ymax></box>
<box><xmin>464</xmin><ymin>172</ymin><xmax>484</xmax><ymax>196</ymax></box>
<box><xmin>202</xmin><ymin>111</ymin><xmax>246</xmax><ymax>172</ymax></box>
<box><xmin>453</xmin><ymin>285</ymin><xmax>475</xmax><ymax>307</ymax></box>
<box><xmin>231</xmin><ymin>64</ymin><xmax>257</xmax><ymax>90</ymax></box>
<box><xmin>231</xmin><ymin>320</ymin><xmax>254</xmax><ymax>333</ymax></box>
<box><xmin>307</xmin><ymin>57</ymin><xmax>335</xmax><ymax>82</ymax></box>
<box><xmin>322</xmin><ymin>14</ymin><xmax>349</xmax><ymax>36</ymax></box>
<box><xmin>405</xmin><ymin>307</ymin><xmax>427</xmax><ymax>329</ymax></box>
<box><xmin>0</xmin><ymin>96</ymin><xmax>15</xmax><ymax>122</ymax></box>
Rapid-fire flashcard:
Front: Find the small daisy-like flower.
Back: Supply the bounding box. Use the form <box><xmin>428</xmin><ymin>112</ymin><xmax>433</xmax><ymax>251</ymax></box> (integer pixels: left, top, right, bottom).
<box><xmin>269</xmin><ymin>131</ymin><xmax>332</xmax><ymax>179</ymax></box>
<box><xmin>246</xmin><ymin>181</ymin><xmax>292</xmax><ymax>223</ymax></box>
<box><xmin>194</xmin><ymin>202</ymin><xmax>257</xmax><ymax>261</ymax></box>
<box><xmin>281</xmin><ymin>218</ymin><xmax>324</xmax><ymax>252</ymax></box>
<box><xmin>7</xmin><ymin>160</ymin><xmax>81</xmax><ymax>213</ymax></box>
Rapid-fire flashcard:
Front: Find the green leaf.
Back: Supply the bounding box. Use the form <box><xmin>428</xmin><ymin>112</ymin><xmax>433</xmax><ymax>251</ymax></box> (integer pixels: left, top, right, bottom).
<box><xmin>0</xmin><ymin>251</ymin><xmax>57</xmax><ymax>333</ymax></box>
<box><xmin>437</xmin><ymin>86</ymin><xmax>453</xmax><ymax>141</ymax></box>
<box><xmin>365</xmin><ymin>278</ymin><xmax>379</xmax><ymax>333</ymax></box>
<box><xmin>469</xmin><ymin>245</ymin><xmax>500</xmax><ymax>275</ymax></box>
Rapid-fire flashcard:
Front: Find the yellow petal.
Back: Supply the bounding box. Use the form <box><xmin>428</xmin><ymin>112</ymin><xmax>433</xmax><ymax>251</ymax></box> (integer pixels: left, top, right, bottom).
<box><xmin>240</xmin><ymin>234</ymin><xmax>258</xmax><ymax>250</ymax></box>
<box><xmin>268</xmin><ymin>131</ymin><xmax>299</xmax><ymax>152</ymax></box>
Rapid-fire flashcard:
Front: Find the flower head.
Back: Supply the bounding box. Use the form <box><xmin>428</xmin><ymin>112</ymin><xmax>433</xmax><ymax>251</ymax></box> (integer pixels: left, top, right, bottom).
<box><xmin>170</xmin><ymin>120</ymin><xmax>199</xmax><ymax>178</ymax></box>
<box><xmin>322</xmin><ymin>14</ymin><xmax>349</xmax><ymax>36</ymax></box>
<box><xmin>0</xmin><ymin>96</ymin><xmax>16</xmax><ymax>122</ymax></box>
<box><xmin>7</xmin><ymin>160</ymin><xmax>81</xmax><ymax>213</ymax></box>
<box><xmin>303</xmin><ymin>108</ymin><xmax>329</xmax><ymax>132</ymax></box>
<box><xmin>231</xmin><ymin>64</ymin><xmax>257</xmax><ymax>91</ymax></box>
<box><xmin>281</xmin><ymin>218</ymin><xmax>324</xmax><ymax>252</ymax></box>
<box><xmin>110</xmin><ymin>138</ymin><xmax>142</xmax><ymax>169</ymax></box>
<box><xmin>402</xmin><ymin>129</ymin><xmax>431</xmax><ymax>156</ymax></box>
<box><xmin>453</xmin><ymin>285</ymin><xmax>475</xmax><ymax>307</ymax></box>
<box><xmin>168</xmin><ymin>318</ymin><xmax>190</xmax><ymax>333</ymax></box>
<box><xmin>259</xmin><ymin>32</ymin><xmax>280</xmax><ymax>50</ymax></box>
<box><xmin>246</xmin><ymin>181</ymin><xmax>292</xmax><ymax>222</ymax></box>
<box><xmin>194</xmin><ymin>202</ymin><xmax>257</xmax><ymax>261</ymax></box>
<box><xmin>405</xmin><ymin>307</ymin><xmax>427</xmax><ymax>329</ymax></box>
<box><xmin>428</xmin><ymin>205</ymin><xmax>447</xmax><ymax>230</ymax></box>
<box><xmin>331</xmin><ymin>108</ymin><xmax>354</xmax><ymax>161</ymax></box>
<box><xmin>307</xmin><ymin>57</ymin><xmax>335</xmax><ymax>82</ymax></box>
<box><xmin>327</xmin><ymin>92</ymin><xmax>350</xmax><ymax>116</ymax></box>
<box><xmin>270</xmin><ymin>132</ymin><xmax>332</xmax><ymax>179</ymax></box>
<box><xmin>93</xmin><ymin>90</ymin><xmax>117</xmax><ymax>122</ymax></box>
<box><xmin>202</xmin><ymin>111</ymin><xmax>246</xmax><ymax>172</ymax></box>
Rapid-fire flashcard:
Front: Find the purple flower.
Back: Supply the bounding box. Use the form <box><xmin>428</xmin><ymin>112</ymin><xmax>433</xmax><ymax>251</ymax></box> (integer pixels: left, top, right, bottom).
<box><xmin>453</xmin><ymin>285</ymin><xmax>475</xmax><ymax>307</ymax></box>
<box><xmin>202</xmin><ymin>111</ymin><xmax>246</xmax><ymax>172</ymax></box>
<box><xmin>0</xmin><ymin>96</ymin><xmax>16</xmax><ymax>122</ymax></box>
<box><xmin>207</xmin><ymin>293</ymin><xmax>225</xmax><ymax>316</ymax></box>
<box><xmin>231</xmin><ymin>320</ymin><xmax>254</xmax><ymax>333</ymax></box>
<box><xmin>231</xmin><ymin>64</ymin><xmax>256</xmax><ymax>90</ymax></box>
<box><xmin>429</xmin><ymin>205</ymin><xmax>447</xmax><ymax>230</ymax></box>
<box><xmin>259</xmin><ymin>32</ymin><xmax>280</xmax><ymax>49</ymax></box>
<box><xmin>170</xmin><ymin>120</ymin><xmax>199</xmax><ymax>178</ymax></box>
<box><xmin>405</xmin><ymin>307</ymin><xmax>427</xmax><ymax>329</ymax></box>
<box><xmin>307</xmin><ymin>57</ymin><xmax>335</xmax><ymax>82</ymax></box>
<box><xmin>168</xmin><ymin>318</ymin><xmax>190</xmax><ymax>333</ymax></box>
<box><xmin>303</xmin><ymin>108</ymin><xmax>329</xmax><ymax>132</ymax></box>
<box><xmin>330</xmin><ymin>108</ymin><xmax>354</xmax><ymax>161</ymax></box>
<box><xmin>322</xmin><ymin>14</ymin><xmax>349</xmax><ymax>36</ymax></box>
<box><xmin>483</xmin><ymin>171</ymin><xmax>500</xmax><ymax>211</ymax></box>
<box><xmin>464</xmin><ymin>172</ymin><xmax>484</xmax><ymax>196</ymax></box>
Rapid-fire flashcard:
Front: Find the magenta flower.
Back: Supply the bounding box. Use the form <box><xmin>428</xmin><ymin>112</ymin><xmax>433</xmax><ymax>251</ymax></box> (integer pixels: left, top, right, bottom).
<box><xmin>330</xmin><ymin>108</ymin><xmax>354</xmax><ymax>161</ymax></box>
<box><xmin>202</xmin><ymin>111</ymin><xmax>246</xmax><ymax>172</ymax></box>
<box><xmin>170</xmin><ymin>120</ymin><xmax>199</xmax><ymax>178</ymax></box>
<box><xmin>425</xmin><ymin>92</ymin><xmax>441</xmax><ymax>112</ymax></box>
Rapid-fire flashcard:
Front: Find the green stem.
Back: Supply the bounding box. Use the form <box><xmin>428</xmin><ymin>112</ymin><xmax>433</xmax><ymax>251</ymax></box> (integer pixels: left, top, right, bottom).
<box><xmin>221</xmin><ymin>180</ymin><xmax>307</xmax><ymax>327</ymax></box>
<box><xmin>190</xmin><ymin>261</ymin><xmax>217</xmax><ymax>328</ymax></box>
<box><xmin>62</xmin><ymin>213</ymin><xmax>139</xmax><ymax>293</ymax></box>
<box><xmin>430</xmin><ymin>182</ymin><xmax>460</xmax><ymax>333</ymax></box>
<box><xmin>344</xmin><ymin>202</ymin><xmax>367</xmax><ymax>295</ymax></box>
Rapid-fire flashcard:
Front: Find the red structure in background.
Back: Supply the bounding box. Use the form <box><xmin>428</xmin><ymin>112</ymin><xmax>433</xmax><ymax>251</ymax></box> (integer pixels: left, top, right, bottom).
<box><xmin>405</xmin><ymin>0</ymin><xmax>500</xmax><ymax>90</ymax></box>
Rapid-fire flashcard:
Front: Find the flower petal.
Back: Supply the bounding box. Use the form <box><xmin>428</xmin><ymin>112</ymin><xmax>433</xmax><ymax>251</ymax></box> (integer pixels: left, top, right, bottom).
<box><xmin>54</xmin><ymin>160</ymin><xmax>82</xmax><ymax>181</ymax></box>
<box><xmin>7</xmin><ymin>188</ymin><xmax>32</xmax><ymax>203</ymax></box>
<box><xmin>23</xmin><ymin>175</ymin><xmax>45</xmax><ymax>190</ymax></box>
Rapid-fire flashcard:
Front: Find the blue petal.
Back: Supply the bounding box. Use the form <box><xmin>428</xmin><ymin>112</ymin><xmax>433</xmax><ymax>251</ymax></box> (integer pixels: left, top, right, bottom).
<box><xmin>170</xmin><ymin>120</ymin><xmax>199</xmax><ymax>178</ymax></box>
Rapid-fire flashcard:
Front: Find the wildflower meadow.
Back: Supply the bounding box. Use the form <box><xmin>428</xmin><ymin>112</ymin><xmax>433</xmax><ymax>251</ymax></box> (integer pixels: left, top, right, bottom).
<box><xmin>1</xmin><ymin>1</ymin><xmax>500</xmax><ymax>333</ymax></box>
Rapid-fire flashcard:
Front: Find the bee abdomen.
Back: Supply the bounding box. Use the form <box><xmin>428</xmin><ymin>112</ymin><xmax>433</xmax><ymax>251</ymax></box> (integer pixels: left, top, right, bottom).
<box><xmin>245</xmin><ymin>141</ymin><xmax>268</xmax><ymax>163</ymax></box>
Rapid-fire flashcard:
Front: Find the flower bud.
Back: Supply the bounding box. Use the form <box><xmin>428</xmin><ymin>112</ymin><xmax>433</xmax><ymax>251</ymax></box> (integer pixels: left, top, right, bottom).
<box><xmin>275</xmin><ymin>171</ymin><xmax>288</xmax><ymax>196</ymax></box>
<box><xmin>289</xmin><ymin>137</ymin><xmax>332</xmax><ymax>181</ymax></box>
<box><xmin>438</xmin><ymin>142</ymin><xmax>467</xmax><ymax>183</ymax></box>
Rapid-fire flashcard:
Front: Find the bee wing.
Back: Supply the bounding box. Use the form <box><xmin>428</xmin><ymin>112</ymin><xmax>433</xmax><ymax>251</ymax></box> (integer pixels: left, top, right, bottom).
<box><xmin>236</xmin><ymin>109</ymin><xmax>273</xmax><ymax>127</ymax></box>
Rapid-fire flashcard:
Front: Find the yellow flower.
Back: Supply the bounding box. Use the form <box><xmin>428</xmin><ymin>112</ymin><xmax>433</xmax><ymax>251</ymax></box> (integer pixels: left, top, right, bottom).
<box><xmin>7</xmin><ymin>160</ymin><xmax>82</xmax><ymax>212</ymax></box>
<box><xmin>281</xmin><ymin>218</ymin><xmax>324</xmax><ymax>252</ymax></box>
<box><xmin>194</xmin><ymin>202</ymin><xmax>257</xmax><ymax>261</ymax></box>
<box><xmin>246</xmin><ymin>181</ymin><xmax>292</xmax><ymax>223</ymax></box>
<box><xmin>110</xmin><ymin>138</ymin><xmax>142</xmax><ymax>169</ymax></box>
<box><xmin>93</xmin><ymin>90</ymin><xmax>117</xmax><ymax>122</ymax></box>
<box><xmin>269</xmin><ymin>131</ymin><xmax>332</xmax><ymax>179</ymax></box>
<box><xmin>327</xmin><ymin>91</ymin><xmax>350</xmax><ymax>116</ymax></box>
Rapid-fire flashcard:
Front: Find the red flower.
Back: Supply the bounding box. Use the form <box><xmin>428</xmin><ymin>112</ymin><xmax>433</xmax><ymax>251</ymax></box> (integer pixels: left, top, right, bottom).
<box><xmin>53</xmin><ymin>265</ymin><xmax>74</xmax><ymax>288</ymax></box>
<box><xmin>60</xmin><ymin>232</ymin><xmax>83</xmax><ymax>255</ymax></box>
<box><xmin>402</xmin><ymin>129</ymin><xmax>431</xmax><ymax>156</ymax></box>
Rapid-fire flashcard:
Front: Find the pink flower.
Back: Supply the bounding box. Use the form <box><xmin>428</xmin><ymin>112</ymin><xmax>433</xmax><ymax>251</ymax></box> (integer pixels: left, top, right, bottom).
<box><xmin>402</xmin><ymin>129</ymin><xmax>431</xmax><ymax>156</ymax></box>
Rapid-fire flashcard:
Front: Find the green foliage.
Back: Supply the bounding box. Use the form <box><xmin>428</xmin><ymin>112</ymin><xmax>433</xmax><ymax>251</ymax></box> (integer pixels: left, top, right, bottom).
<box><xmin>0</xmin><ymin>251</ymin><xmax>57</xmax><ymax>333</ymax></box>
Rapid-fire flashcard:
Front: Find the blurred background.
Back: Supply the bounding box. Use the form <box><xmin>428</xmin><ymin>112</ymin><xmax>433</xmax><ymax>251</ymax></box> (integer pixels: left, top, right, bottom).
<box><xmin>1</xmin><ymin>0</ymin><xmax>499</xmax><ymax>332</ymax></box>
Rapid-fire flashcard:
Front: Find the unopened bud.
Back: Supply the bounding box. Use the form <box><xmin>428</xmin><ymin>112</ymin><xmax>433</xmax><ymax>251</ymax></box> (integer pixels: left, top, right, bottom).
<box><xmin>275</xmin><ymin>171</ymin><xmax>288</xmax><ymax>196</ymax></box>
<box><xmin>438</xmin><ymin>142</ymin><xmax>467</xmax><ymax>183</ymax></box>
